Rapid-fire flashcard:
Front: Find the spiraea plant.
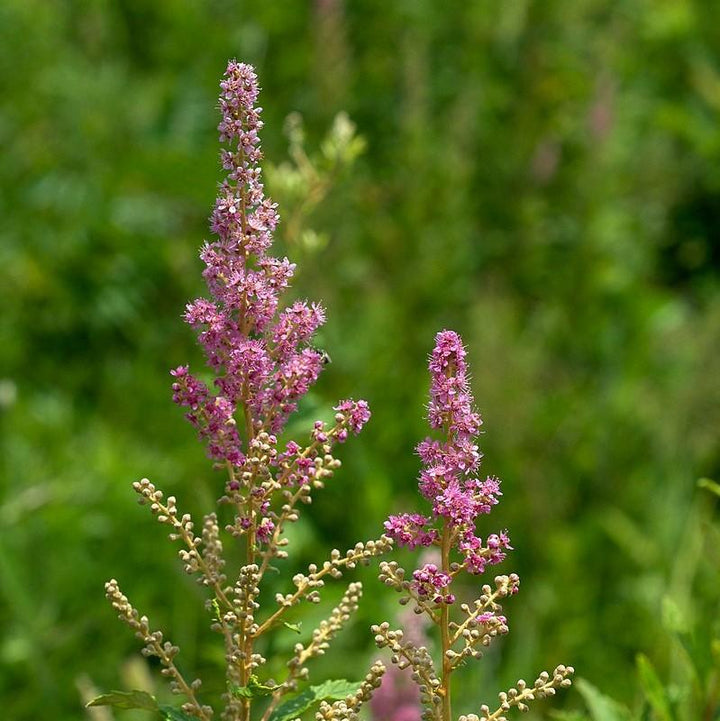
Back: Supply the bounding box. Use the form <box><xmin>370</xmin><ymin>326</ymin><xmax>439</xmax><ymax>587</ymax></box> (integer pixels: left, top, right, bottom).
<box><xmin>377</xmin><ymin>330</ymin><xmax>573</xmax><ymax>721</ymax></box>
<box><xmin>92</xmin><ymin>61</ymin><xmax>573</xmax><ymax>721</ymax></box>
<box><xmin>93</xmin><ymin>61</ymin><xmax>392</xmax><ymax>721</ymax></box>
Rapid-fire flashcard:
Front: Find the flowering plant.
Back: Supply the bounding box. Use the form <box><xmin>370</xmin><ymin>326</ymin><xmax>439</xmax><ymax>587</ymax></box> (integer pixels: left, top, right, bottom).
<box><xmin>94</xmin><ymin>61</ymin><xmax>391</xmax><ymax>721</ymax></box>
<box><xmin>90</xmin><ymin>61</ymin><xmax>572</xmax><ymax>721</ymax></box>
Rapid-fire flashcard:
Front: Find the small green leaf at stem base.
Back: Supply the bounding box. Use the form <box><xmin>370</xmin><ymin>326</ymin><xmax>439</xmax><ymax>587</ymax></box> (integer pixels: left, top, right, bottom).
<box><xmin>86</xmin><ymin>689</ymin><xmax>158</xmax><ymax>711</ymax></box>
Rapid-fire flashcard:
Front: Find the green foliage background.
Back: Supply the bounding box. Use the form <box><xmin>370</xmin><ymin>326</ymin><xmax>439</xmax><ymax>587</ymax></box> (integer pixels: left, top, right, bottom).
<box><xmin>1</xmin><ymin>1</ymin><xmax>719</xmax><ymax>719</ymax></box>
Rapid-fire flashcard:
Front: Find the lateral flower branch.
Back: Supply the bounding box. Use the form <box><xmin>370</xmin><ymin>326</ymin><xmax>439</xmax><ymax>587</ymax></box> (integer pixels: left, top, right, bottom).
<box><xmin>376</xmin><ymin>331</ymin><xmax>573</xmax><ymax>721</ymax></box>
<box><xmin>102</xmin><ymin>62</ymin><xmax>391</xmax><ymax>721</ymax></box>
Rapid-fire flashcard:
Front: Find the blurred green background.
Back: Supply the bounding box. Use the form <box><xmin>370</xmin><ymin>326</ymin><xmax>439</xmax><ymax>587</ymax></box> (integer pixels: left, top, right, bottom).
<box><xmin>1</xmin><ymin>1</ymin><xmax>719</xmax><ymax>719</ymax></box>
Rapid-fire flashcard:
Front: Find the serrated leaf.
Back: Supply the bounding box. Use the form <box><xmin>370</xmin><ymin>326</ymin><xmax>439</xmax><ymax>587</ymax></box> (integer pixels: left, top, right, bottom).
<box><xmin>636</xmin><ymin>654</ymin><xmax>674</xmax><ymax>721</ymax></box>
<box><xmin>86</xmin><ymin>689</ymin><xmax>158</xmax><ymax>711</ymax></box>
<box><xmin>575</xmin><ymin>678</ymin><xmax>633</xmax><ymax>721</ymax></box>
<box><xmin>268</xmin><ymin>688</ymin><xmax>317</xmax><ymax>721</ymax></box>
<box><xmin>159</xmin><ymin>706</ymin><xmax>197</xmax><ymax>721</ymax></box>
<box><xmin>283</xmin><ymin>621</ymin><xmax>302</xmax><ymax>634</ymax></box>
<box><xmin>268</xmin><ymin>679</ymin><xmax>359</xmax><ymax>721</ymax></box>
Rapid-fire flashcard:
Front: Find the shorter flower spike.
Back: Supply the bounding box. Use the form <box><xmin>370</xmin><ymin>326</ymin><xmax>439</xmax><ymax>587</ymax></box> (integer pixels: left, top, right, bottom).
<box><xmin>376</xmin><ymin>330</ymin><xmax>572</xmax><ymax>720</ymax></box>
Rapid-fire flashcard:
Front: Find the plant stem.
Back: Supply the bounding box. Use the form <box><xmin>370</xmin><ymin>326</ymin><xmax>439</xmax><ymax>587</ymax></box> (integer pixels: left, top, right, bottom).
<box><xmin>239</xmin><ymin>524</ymin><xmax>255</xmax><ymax>721</ymax></box>
<box><xmin>440</xmin><ymin>519</ymin><xmax>452</xmax><ymax>721</ymax></box>
<box><xmin>239</xmin><ymin>398</ymin><xmax>255</xmax><ymax>721</ymax></box>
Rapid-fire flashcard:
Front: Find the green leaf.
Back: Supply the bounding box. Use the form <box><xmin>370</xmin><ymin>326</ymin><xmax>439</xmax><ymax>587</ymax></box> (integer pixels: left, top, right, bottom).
<box><xmin>575</xmin><ymin>678</ymin><xmax>633</xmax><ymax>721</ymax></box>
<box><xmin>159</xmin><ymin>706</ymin><xmax>197</xmax><ymax>721</ymax></box>
<box><xmin>636</xmin><ymin>654</ymin><xmax>674</xmax><ymax>721</ymax></box>
<box><xmin>283</xmin><ymin>621</ymin><xmax>302</xmax><ymax>634</ymax></box>
<box><xmin>661</xmin><ymin>595</ymin><xmax>690</xmax><ymax>634</ymax></box>
<box><xmin>268</xmin><ymin>679</ymin><xmax>359</xmax><ymax>721</ymax></box>
<box><xmin>308</xmin><ymin>679</ymin><xmax>359</xmax><ymax>699</ymax></box>
<box><xmin>86</xmin><ymin>689</ymin><xmax>159</xmax><ymax>711</ymax></box>
<box><xmin>232</xmin><ymin>675</ymin><xmax>277</xmax><ymax>698</ymax></box>
<box><xmin>667</xmin><ymin>635</ymin><xmax>701</xmax><ymax>697</ymax></box>
<box><xmin>268</xmin><ymin>689</ymin><xmax>318</xmax><ymax>721</ymax></box>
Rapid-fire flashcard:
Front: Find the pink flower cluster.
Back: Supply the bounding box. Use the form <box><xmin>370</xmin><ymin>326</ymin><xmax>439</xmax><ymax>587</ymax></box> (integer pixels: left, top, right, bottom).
<box><xmin>411</xmin><ymin>563</ymin><xmax>454</xmax><ymax>605</ymax></box>
<box><xmin>172</xmin><ymin>62</ymin><xmax>370</xmax><ymax>471</ymax></box>
<box><xmin>384</xmin><ymin>513</ymin><xmax>438</xmax><ymax>550</ymax></box>
<box><xmin>384</xmin><ymin>330</ymin><xmax>513</xmax><ymax>592</ymax></box>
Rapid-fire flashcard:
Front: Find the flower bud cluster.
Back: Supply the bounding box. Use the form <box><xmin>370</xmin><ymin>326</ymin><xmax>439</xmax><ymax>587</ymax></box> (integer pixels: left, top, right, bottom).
<box><xmin>105</xmin><ymin>579</ymin><xmax>212</xmax><ymax>719</ymax></box>
<box><xmin>371</xmin><ymin>622</ymin><xmax>440</xmax><ymax>715</ymax></box>
<box><xmin>220</xmin><ymin>421</ymin><xmax>358</xmax><ymax>551</ymax></box>
<box><xmin>232</xmin><ymin>564</ymin><xmax>262</xmax><ymax>637</ymax></box>
<box><xmin>270</xmin><ymin>537</ymin><xmax>394</xmax><ymax>617</ymax></box>
<box><xmin>369</xmin><ymin>606</ymin><xmax>428</xmax><ymax>721</ymax></box>
<box><xmin>289</xmin><ymin>581</ymin><xmax>363</xmax><ymax>671</ymax></box>
<box><xmin>458</xmin><ymin>666</ymin><xmax>574</xmax><ymax>721</ymax></box>
<box><xmin>315</xmin><ymin>661</ymin><xmax>386</xmax><ymax>721</ymax></box>
<box><xmin>200</xmin><ymin>512</ymin><xmax>226</xmax><ymax>587</ymax></box>
<box><xmin>133</xmin><ymin>478</ymin><xmax>210</xmax><ymax>578</ymax></box>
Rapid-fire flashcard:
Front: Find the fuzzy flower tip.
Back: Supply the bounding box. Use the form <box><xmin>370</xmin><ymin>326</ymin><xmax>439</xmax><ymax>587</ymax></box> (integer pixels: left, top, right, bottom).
<box><xmin>171</xmin><ymin>61</ymin><xmax>370</xmax><ymax>464</ymax></box>
<box><xmin>427</xmin><ymin>330</ymin><xmax>482</xmax><ymax>439</ymax></box>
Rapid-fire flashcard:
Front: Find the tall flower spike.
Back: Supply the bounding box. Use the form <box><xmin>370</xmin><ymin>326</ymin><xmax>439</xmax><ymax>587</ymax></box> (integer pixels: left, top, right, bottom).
<box><xmin>171</xmin><ymin>61</ymin><xmax>334</xmax><ymax>461</ymax></box>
